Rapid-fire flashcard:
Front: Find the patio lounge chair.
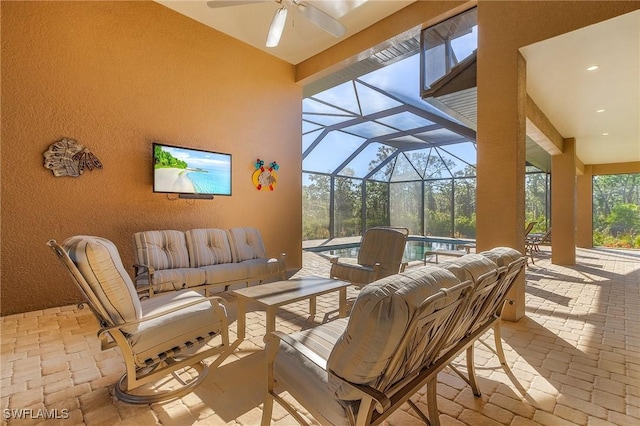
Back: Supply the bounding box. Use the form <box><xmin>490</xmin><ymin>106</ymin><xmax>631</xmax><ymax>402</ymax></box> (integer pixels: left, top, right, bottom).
<box><xmin>524</xmin><ymin>221</ymin><xmax>537</xmax><ymax>238</ymax></box>
<box><xmin>525</xmin><ymin>227</ymin><xmax>552</xmax><ymax>264</ymax></box>
<box><xmin>329</xmin><ymin>226</ymin><xmax>409</xmax><ymax>287</ymax></box>
<box><xmin>47</xmin><ymin>236</ymin><xmax>232</xmax><ymax>403</ymax></box>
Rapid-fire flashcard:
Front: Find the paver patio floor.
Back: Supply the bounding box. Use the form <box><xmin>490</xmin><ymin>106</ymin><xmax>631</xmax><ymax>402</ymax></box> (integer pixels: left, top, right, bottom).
<box><xmin>1</xmin><ymin>247</ymin><xmax>639</xmax><ymax>425</ymax></box>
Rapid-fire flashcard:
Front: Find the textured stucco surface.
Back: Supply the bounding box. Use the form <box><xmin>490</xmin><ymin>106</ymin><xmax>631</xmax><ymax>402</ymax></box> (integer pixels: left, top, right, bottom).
<box><xmin>1</xmin><ymin>1</ymin><xmax>302</xmax><ymax>315</ymax></box>
<box><xmin>475</xmin><ymin>0</ymin><xmax>639</xmax><ymax>319</ymax></box>
<box><xmin>2</xmin><ymin>1</ymin><xmax>638</xmax><ymax>315</ymax></box>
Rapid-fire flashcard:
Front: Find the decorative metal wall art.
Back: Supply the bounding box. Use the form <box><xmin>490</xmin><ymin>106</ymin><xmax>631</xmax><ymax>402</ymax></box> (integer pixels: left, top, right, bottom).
<box><xmin>252</xmin><ymin>159</ymin><xmax>279</xmax><ymax>191</ymax></box>
<box><xmin>43</xmin><ymin>138</ymin><xmax>103</xmax><ymax>177</ymax></box>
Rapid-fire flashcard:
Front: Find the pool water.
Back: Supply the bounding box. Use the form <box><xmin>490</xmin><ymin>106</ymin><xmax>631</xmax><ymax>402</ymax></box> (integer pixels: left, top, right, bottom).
<box><xmin>320</xmin><ymin>241</ymin><xmax>460</xmax><ymax>262</ymax></box>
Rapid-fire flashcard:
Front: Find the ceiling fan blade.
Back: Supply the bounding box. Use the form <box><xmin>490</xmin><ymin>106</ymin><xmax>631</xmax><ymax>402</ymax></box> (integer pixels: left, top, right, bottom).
<box><xmin>206</xmin><ymin>0</ymin><xmax>269</xmax><ymax>8</ymax></box>
<box><xmin>296</xmin><ymin>1</ymin><xmax>346</xmax><ymax>38</ymax></box>
<box><xmin>266</xmin><ymin>7</ymin><xmax>288</xmax><ymax>47</ymax></box>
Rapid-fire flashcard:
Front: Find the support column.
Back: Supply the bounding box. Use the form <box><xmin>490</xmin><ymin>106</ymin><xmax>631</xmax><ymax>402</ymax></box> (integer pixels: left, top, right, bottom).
<box><xmin>576</xmin><ymin>165</ymin><xmax>593</xmax><ymax>248</ymax></box>
<box><xmin>476</xmin><ymin>38</ymin><xmax>527</xmax><ymax>321</ymax></box>
<box><xmin>551</xmin><ymin>138</ymin><xmax>577</xmax><ymax>265</ymax></box>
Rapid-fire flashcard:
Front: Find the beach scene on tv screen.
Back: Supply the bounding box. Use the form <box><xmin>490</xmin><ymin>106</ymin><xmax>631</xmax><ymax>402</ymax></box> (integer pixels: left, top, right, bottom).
<box><xmin>154</xmin><ymin>145</ymin><xmax>231</xmax><ymax>195</ymax></box>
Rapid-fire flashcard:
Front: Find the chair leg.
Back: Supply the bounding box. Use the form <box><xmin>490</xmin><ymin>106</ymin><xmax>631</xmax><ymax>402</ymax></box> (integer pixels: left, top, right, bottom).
<box><xmin>466</xmin><ymin>345</ymin><xmax>481</xmax><ymax>397</ymax></box>
<box><xmin>426</xmin><ymin>378</ymin><xmax>440</xmax><ymax>426</ymax></box>
<box><xmin>261</xmin><ymin>393</ymin><xmax>274</xmax><ymax>426</ymax></box>
<box><xmin>115</xmin><ymin>359</ymin><xmax>209</xmax><ymax>404</ymax></box>
<box><xmin>407</xmin><ymin>399</ymin><xmax>431</xmax><ymax>425</ymax></box>
<box><xmin>493</xmin><ymin>322</ymin><xmax>508</xmax><ymax>368</ymax></box>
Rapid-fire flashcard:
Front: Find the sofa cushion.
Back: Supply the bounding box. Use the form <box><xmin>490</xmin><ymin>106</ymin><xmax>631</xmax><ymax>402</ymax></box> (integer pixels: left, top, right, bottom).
<box><xmin>185</xmin><ymin>229</ymin><xmax>233</xmax><ymax>268</ymax></box>
<box><xmin>272</xmin><ymin>318</ymin><xmax>350</xmax><ymax>426</ymax></box>
<box><xmin>239</xmin><ymin>258</ymin><xmax>284</xmax><ymax>280</ymax></box>
<box><xmin>227</xmin><ymin>227</ymin><xmax>267</xmax><ymax>262</ymax></box>
<box><xmin>133</xmin><ymin>230</ymin><xmax>190</xmax><ymax>270</ymax></box>
<box><xmin>198</xmin><ymin>263</ymin><xmax>251</xmax><ymax>286</ymax></box>
<box><xmin>135</xmin><ymin>268</ymin><xmax>206</xmax><ymax>293</ymax></box>
<box><xmin>129</xmin><ymin>290</ymin><xmax>226</xmax><ymax>366</ymax></box>
<box><xmin>438</xmin><ymin>254</ymin><xmax>498</xmax><ymax>283</ymax></box>
<box><xmin>327</xmin><ymin>265</ymin><xmax>460</xmax><ymax>400</ymax></box>
<box><xmin>63</xmin><ymin>236</ymin><xmax>141</xmax><ymax>328</ymax></box>
<box><xmin>479</xmin><ymin>246</ymin><xmax>523</xmax><ymax>267</ymax></box>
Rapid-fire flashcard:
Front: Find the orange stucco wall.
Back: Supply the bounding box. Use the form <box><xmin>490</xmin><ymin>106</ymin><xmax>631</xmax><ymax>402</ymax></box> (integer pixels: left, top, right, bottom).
<box><xmin>1</xmin><ymin>1</ymin><xmax>302</xmax><ymax>315</ymax></box>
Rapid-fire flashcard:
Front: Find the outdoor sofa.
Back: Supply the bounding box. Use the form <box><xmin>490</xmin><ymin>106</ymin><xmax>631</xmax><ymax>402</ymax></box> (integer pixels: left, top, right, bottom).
<box><xmin>133</xmin><ymin>227</ymin><xmax>286</xmax><ymax>297</ymax></box>
<box><xmin>262</xmin><ymin>247</ymin><xmax>526</xmax><ymax>426</ymax></box>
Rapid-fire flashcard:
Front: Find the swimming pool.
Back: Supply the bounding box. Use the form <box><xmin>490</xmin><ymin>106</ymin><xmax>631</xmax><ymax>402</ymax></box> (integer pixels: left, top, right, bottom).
<box><xmin>306</xmin><ymin>236</ymin><xmax>473</xmax><ymax>263</ymax></box>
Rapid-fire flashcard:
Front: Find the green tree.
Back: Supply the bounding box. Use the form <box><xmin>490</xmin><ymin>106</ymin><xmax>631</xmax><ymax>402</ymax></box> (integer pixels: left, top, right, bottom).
<box><xmin>607</xmin><ymin>204</ymin><xmax>640</xmax><ymax>236</ymax></box>
<box><xmin>302</xmin><ymin>173</ymin><xmax>331</xmax><ymax>239</ymax></box>
<box><xmin>525</xmin><ymin>171</ymin><xmax>549</xmax><ymax>233</ymax></box>
<box><xmin>334</xmin><ymin>172</ymin><xmax>362</xmax><ymax>237</ymax></box>
<box><xmin>593</xmin><ymin>173</ymin><xmax>640</xmax><ymax>248</ymax></box>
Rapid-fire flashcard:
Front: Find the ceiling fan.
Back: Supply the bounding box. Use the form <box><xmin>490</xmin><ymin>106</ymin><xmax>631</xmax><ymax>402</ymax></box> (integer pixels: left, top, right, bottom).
<box><xmin>206</xmin><ymin>0</ymin><xmax>347</xmax><ymax>47</ymax></box>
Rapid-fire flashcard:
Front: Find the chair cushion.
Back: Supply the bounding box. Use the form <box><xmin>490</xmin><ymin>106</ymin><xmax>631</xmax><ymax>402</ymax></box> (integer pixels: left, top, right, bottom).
<box><xmin>135</xmin><ymin>268</ymin><xmax>206</xmax><ymax>293</ymax></box>
<box><xmin>63</xmin><ymin>236</ymin><xmax>141</xmax><ymax>327</ymax></box>
<box><xmin>198</xmin><ymin>263</ymin><xmax>251</xmax><ymax>286</ymax></box>
<box><xmin>479</xmin><ymin>247</ymin><xmax>523</xmax><ymax>267</ymax></box>
<box><xmin>330</xmin><ymin>262</ymin><xmax>376</xmax><ymax>286</ymax></box>
<box><xmin>357</xmin><ymin>227</ymin><xmax>407</xmax><ymax>278</ymax></box>
<box><xmin>185</xmin><ymin>229</ymin><xmax>233</xmax><ymax>268</ymax></box>
<box><xmin>438</xmin><ymin>254</ymin><xmax>498</xmax><ymax>283</ymax></box>
<box><xmin>327</xmin><ymin>265</ymin><xmax>460</xmax><ymax>400</ymax></box>
<box><xmin>272</xmin><ymin>318</ymin><xmax>350</xmax><ymax>426</ymax></box>
<box><xmin>240</xmin><ymin>258</ymin><xmax>284</xmax><ymax>280</ymax></box>
<box><xmin>226</xmin><ymin>227</ymin><xmax>267</xmax><ymax>262</ymax></box>
<box><xmin>133</xmin><ymin>230</ymin><xmax>190</xmax><ymax>270</ymax></box>
<box><xmin>130</xmin><ymin>290</ymin><xmax>226</xmax><ymax>366</ymax></box>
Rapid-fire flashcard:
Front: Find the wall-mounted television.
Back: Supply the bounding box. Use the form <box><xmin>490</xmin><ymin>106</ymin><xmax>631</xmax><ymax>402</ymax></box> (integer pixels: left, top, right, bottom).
<box><xmin>153</xmin><ymin>143</ymin><xmax>232</xmax><ymax>197</ymax></box>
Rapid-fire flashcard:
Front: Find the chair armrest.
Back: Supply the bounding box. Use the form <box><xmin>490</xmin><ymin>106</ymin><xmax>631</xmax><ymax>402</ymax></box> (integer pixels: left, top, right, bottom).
<box><xmin>134</xmin><ymin>264</ymin><xmax>175</xmax><ymax>297</ymax></box>
<box><xmin>98</xmin><ymin>295</ymin><xmax>227</xmax><ymax>337</ymax></box>
<box><xmin>327</xmin><ymin>370</ymin><xmax>391</xmax><ymax>414</ymax></box>
<box><xmin>133</xmin><ymin>263</ymin><xmax>154</xmax><ymax>277</ymax></box>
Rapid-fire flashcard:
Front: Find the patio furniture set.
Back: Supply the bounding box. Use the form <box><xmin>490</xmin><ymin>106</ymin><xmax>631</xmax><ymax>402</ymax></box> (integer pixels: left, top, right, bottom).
<box><xmin>48</xmin><ymin>226</ymin><xmax>527</xmax><ymax>425</ymax></box>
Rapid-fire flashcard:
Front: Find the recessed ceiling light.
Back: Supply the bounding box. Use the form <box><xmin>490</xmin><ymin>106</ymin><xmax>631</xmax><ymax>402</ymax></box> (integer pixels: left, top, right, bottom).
<box><xmin>587</xmin><ymin>65</ymin><xmax>599</xmax><ymax>71</ymax></box>
<box><xmin>596</xmin><ymin>109</ymin><xmax>605</xmax><ymax>113</ymax></box>
<box><xmin>602</xmin><ymin>132</ymin><xmax>609</xmax><ymax>136</ymax></box>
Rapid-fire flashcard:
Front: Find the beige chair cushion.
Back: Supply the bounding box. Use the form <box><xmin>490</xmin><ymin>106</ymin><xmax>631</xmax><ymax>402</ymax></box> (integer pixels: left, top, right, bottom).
<box><xmin>198</xmin><ymin>263</ymin><xmax>251</xmax><ymax>286</ymax></box>
<box><xmin>134</xmin><ymin>268</ymin><xmax>206</xmax><ymax>292</ymax></box>
<box><xmin>357</xmin><ymin>227</ymin><xmax>407</xmax><ymax>278</ymax></box>
<box><xmin>226</xmin><ymin>227</ymin><xmax>267</xmax><ymax>262</ymax></box>
<box><xmin>130</xmin><ymin>290</ymin><xmax>226</xmax><ymax>366</ymax></box>
<box><xmin>239</xmin><ymin>258</ymin><xmax>284</xmax><ymax>280</ymax></box>
<box><xmin>133</xmin><ymin>230</ymin><xmax>190</xmax><ymax>270</ymax></box>
<box><xmin>63</xmin><ymin>236</ymin><xmax>141</xmax><ymax>328</ymax></box>
<box><xmin>479</xmin><ymin>246</ymin><xmax>523</xmax><ymax>267</ymax></box>
<box><xmin>185</xmin><ymin>229</ymin><xmax>233</xmax><ymax>268</ymax></box>
<box><xmin>272</xmin><ymin>318</ymin><xmax>351</xmax><ymax>426</ymax></box>
<box><xmin>438</xmin><ymin>254</ymin><xmax>498</xmax><ymax>283</ymax></box>
<box><xmin>327</xmin><ymin>265</ymin><xmax>460</xmax><ymax>400</ymax></box>
<box><xmin>329</xmin><ymin>262</ymin><xmax>376</xmax><ymax>286</ymax></box>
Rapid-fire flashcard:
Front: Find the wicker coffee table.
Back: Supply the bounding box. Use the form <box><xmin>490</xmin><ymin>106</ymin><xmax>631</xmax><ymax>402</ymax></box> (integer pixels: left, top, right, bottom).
<box><xmin>232</xmin><ymin>276</ymin><xmax>350</xmax><ymax>340</ymax></box>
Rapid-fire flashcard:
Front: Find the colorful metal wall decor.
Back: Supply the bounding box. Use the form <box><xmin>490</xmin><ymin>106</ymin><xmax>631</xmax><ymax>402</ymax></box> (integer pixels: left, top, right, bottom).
<box><xmin>43</xmin><ymin>138</ymin><xmax>103</xmax><ymax>177</ymax></box>
<box><xmin>252</xmin><ymin>159</ymin><xmax>279</xmax><ymax>191</ymax></box>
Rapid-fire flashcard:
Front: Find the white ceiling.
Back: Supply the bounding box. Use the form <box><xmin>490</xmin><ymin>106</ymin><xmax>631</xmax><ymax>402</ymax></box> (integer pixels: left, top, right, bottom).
<box><xmin>156</xmin><ymin>0</ymin><xmax>414</xmax><ymax>64</ymax></box>
<box><xmin>157</xmin><ymin>1</ymin><xmax>640</xmax><ymax>167</ymax></box>
<box><xmin>520</xmin><ymin>9</ymin><xmax>640</xmax><ymax>166</ymax></box>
